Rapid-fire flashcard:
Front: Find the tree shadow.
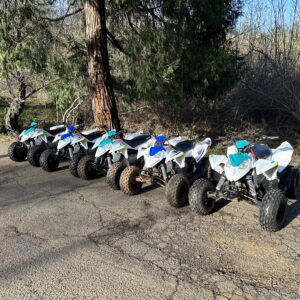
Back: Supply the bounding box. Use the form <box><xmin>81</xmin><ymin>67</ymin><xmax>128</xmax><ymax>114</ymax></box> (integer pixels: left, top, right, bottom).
<box><xmin>57</xmin><ymin>165</ymin><xmax>70</xmax><ymax>171</ymax></box>
<box><xmin>213</xmin><ymin>199</ymin><xmax>231</xmax><ymax>213</ymax></box>
<box><xmin>283</xmin><ymin>193</ymin><xmax>300</xmax><ymax>228</ymax></box>
<box><xmin>139</xmin><ymin>183</ymin><xmax>161</xmax><ymax>195</ymax></box>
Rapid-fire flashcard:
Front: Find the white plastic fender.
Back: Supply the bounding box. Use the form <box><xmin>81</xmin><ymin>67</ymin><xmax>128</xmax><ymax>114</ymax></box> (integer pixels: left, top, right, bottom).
<box><xmin>192</xmin><ymin>138</ymin><xmax>212</xmax><ymax>163</ymax></box>
<box><xmin>271</xmin><ymin>141</ymin><xmax>294</xmax><ymax>173</ymax></box>
<box><xmin>224</xmin><ymin>158</ymin><xmax>253</xmax><ymax>182</ymax></box>
<box><xmin>143</xmin><ymin>148</ymin><xmax>167</xmax><ymax>169</ymax></box>
<box><xmin>209</xmin><ymin>154</ymin><xmax>227</xmax><ymax>174</ymax></box>
<box><xmin>92</xmin><ymin>133</ymin><xmax>109</xmax><ymax>150</ymax></box>
<box><xmin>95</xmin><ymin>142</ymin><xmax>112</xmax><ymax>158</ymax></box>
<box><xmin>57</xmin><ymin>136</ymin><xmax>73</xmax><ymax>150</ymax></box>
<box><xmin>165</xmin><ymin>149</ymin><xmax>185</xmax><ymax>168</ymax></box>
<box><xmin>20</xmin><ymin>130</ymin><xmax>36</xmax><ymax>143</ymax></box>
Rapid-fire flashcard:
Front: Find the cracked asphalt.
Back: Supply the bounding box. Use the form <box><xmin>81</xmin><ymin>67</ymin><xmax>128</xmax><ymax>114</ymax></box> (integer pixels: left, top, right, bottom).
<box><xmin>0</xmin><ymin>141</ymin><xmax>300</xmax><ymax>300</ymax></box>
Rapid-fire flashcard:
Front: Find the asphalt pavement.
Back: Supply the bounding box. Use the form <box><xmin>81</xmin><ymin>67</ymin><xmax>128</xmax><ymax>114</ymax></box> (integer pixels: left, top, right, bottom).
<box><xmin>0</xmin><ymin>141</ymin><xmax>299</xmax><ymax>299</ymax></box>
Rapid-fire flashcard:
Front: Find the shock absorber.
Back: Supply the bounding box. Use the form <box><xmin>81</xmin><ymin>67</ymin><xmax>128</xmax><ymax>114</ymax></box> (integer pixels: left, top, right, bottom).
<box><xmin>68</xmin><ymin>147</ymin><xmax>73</xmax><ymax>158</ymax></box>
<box><xmin>161</xmin><ymin>164</ymin><xmax>168</xmax><ymax>181</ymax></box>
<box><xmin>246</xmin><ymin>175</ymin><xmax>257</xmax><ymax>202</ymax></box>
<box><xmin>216</xmin><ymin>175</ymin><xmax>226</xmax><ymax>191</ymax></box>
<box><xmin>107</xmin><ymin>156</ymin><xmax>112</xmax><ymax>167</ymax></box>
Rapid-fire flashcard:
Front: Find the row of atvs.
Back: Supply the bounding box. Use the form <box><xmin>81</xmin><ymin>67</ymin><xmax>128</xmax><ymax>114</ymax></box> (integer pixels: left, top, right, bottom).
<box><xmin>8</xmin><ymin>122</ymin><xmax>299</xmax><ymax>232</ymax></box>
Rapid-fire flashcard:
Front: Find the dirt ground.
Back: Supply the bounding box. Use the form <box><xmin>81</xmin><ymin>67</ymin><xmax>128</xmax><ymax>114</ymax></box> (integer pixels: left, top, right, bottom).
<box><xmin>0</xmin><ymin>140</ymin><xmax>299</xmax><ymax>299</ymax></box>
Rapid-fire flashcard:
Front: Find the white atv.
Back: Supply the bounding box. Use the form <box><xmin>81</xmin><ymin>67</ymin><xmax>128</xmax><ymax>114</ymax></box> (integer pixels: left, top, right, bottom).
<box><xmin>189</xmin><ymin>139</ymin><xmax>299</xmax><ymax>232</ymax></box>
<box><xmin>39</xmin><ymin>125</ymin><xmax>104</xmax><ymax>174</ymax></box>
<box><xmin>77</xmin><ymin>130</ymin><xmax>152</xmax><ymax>181</ymax></box>
<box><xmin>8</xmin><ymin>121</ymin><xmax>65</xmax><ymax>163</ymax></box>
<box><xmin>26</xmin><ymin>124</ymin><xmax>66</xmax><ymax>167</ymax></box>
<box><xmin>105</xmin><ymin>131</ymin><xmax>155</xmax><ymax>189</ymax></box>
<box><xmin>120</xmin><ymin>135</ymin><xmax>211</xmax><ymax>208</ymax></box>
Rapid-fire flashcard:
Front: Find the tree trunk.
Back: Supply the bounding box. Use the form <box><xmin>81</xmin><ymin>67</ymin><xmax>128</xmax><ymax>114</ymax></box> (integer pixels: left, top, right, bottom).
<box><xmin>84</xmin><ymin>0</ymin><xmax>120</xmax><ymax>130</ymax></box>
<box><xmin>4</xmin><ymin>74</ymin><xmax>26</xmax><ymax>133</ymax></box>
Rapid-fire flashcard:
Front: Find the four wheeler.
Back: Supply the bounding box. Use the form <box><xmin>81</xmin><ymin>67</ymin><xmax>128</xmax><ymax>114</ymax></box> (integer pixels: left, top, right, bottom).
<box><xmin>26</xmin><ymin>124</ymin><xmax>66</xmax><ymax>167</ymax></box>
<box><xmin>106</xmin><ymin>131</ymin><xmax>155</xmax><ymax>189</ymax></box>
<box><xmin>8</xmin><ymin>121</ymin><xmax>40</xmax><ymax>162</ymax></box>
<box><xmin>119</xmin><ymin>135</ymin><xmax>211</xmax><ymax>208</ymax></box>
<box><xmin>189</xmin><ymin>139</ymin><xmax>299</xmax><ymax>232</ymax></box>
<box><xmin>77</xmin><ymin>130</ymin><xmax>153</xmax><ymax>181</ymax></box>
<box><xmin>39</xmin><ymin>125</ymin><xmax>104</xmax><ymax>173</ymax></box>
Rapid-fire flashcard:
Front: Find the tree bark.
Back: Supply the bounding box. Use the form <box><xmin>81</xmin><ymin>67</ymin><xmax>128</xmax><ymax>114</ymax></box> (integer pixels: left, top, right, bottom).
<box><xmin>4</xmin><ymin>74</ymin><xmax>26</xmax><ymax>133</ymax></box>
<box><xmin>84</xmin><ymin>0</ymin><xmax>120</xmax><ymax>130</ymax></box>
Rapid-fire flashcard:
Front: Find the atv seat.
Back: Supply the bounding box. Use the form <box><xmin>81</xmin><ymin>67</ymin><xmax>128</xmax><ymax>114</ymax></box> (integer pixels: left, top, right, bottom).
<box><xmin>123</xmin><ymin>135</ymin><xmax>151</xmax><ymax>148</ymax></box>
<box><xmin>44</xmin><ymin>126</ymin><xmax>65</xmax><ymax>136</ymax></box>
<box><xmin>251</xmin><ymin>144</ymin><xmax>272</xmax><ymax>159</ymax></box>
<box><xmin>174</xmin><ymin>140</ymin><xmax>196</xmax><ymax>152</ymax></box>
<box><xmin>81</xmin><ymin>130</ymin><xmax>105</xmax><ymax>141</ymax></box>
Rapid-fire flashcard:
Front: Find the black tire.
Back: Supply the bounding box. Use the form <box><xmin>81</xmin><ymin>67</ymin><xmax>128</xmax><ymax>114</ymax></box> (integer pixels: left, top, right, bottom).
<box><xmin>286</xmin><ymin>167</ymin><xmax>299</xmax><ymax>199</ymax></box>
<box><xmin>77</xmin><ymin>155</ymin><xmax>97</xmax><ymax>180</ymax></box>
<box><xmin>189</xmin><ymin>178</ymin><xmax>216</xmax><ymax>215</ymax></box>
<box><xmin>8</xmin><ymin>142</ymin><xmax>28</xmax><ymax>162</ymax></box>
<box><xmin>27</xmin><ymin>145</ymin><xmax>46</xmax><ymax>167</ymax></box>
<box><xmin>165</xmin><ymin>174</ymin><xmax>189</xmax><ymax>208</ymax></box>
<box><xmin>106</xmin><ymin>161</ymin><xmax>126</xmax><ymax>190</ymax></box>
<box><xmin>120</xmin><ymin>166</ymin><xmax>142</xmax><ymax>195</ymax></box>
<box><xmin>69</xmin><ymin>152</ymin><xmax>85</xmax><ymax>178</ymax></box>
<box><xmin>40</xmin><ymin>149</ymin><xmax>60</xmax><ymax>172</ymax></box>
<box><xmin>259</xmin><ymin>189</ymin><xmax>287</xmax><ymax>232</ymax></box>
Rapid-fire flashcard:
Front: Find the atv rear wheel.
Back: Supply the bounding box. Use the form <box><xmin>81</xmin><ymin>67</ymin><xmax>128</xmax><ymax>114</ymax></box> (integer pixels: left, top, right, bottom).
<box><xmin>165</xmin><ymin>174</ymin><xmax>189</xmax><ymax>208</ymax></box>
<box><xmin>8</xmin><ymin>142</ymin><xmax>28</xmax><ymax>162</ymax></box>
<box><xmin>189</xmin><ymin>178</ymin><xmax>216</xmax><ymax>215</ymax></box>
<box><xmin>69</xmin><ymin>152</ymin><xmax>85</xmax><ymax>178</ymax></box>
<box><xmin>77</xmin><ymin>155</ymin><xmax>97</xmax><ymax>180</ymax></box>
<box><xmin>259</xmin><ymin>189</ymin><xmax>287</xmax><ymax>232</ymax></box>
<box><xmin>106</xmin><ymin>161</ymin><xmax>126</xmax><ymax>190</ymax></box>
<box><xmin>27</xmin><ymin>145</ymin><xmax>46</xmax><ymax>167</ymax></box>
<box><xmin>120</xmin><ymin>166</ymin><xmax>142</xmax><ymax>195</ymax></box>
<box><xmin>40</xmin><ymin>149</ymin><xmax>60</xmax><ymax>172</ymax></box>
<box><xmin>286</xmin><ymin>166</ymin><xmax>299</xmax><ymax>199</ymax></box>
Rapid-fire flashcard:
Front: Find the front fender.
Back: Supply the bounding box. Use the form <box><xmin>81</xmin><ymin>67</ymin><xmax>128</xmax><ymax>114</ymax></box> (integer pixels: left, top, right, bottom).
<box><xmin>209</xmin><ymin>155</ymin><xmax>227</xmax><ymax>174</ymax></box>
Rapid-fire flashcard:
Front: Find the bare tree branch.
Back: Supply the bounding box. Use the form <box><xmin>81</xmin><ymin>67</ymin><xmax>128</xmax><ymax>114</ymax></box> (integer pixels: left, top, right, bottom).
<box><xmin>44</xmin><ymin>7</ymin><xmax>83</xmax><ymax>22</ymax></box>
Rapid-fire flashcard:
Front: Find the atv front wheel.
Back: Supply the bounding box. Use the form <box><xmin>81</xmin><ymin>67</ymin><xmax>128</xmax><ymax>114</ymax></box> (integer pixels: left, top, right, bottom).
<box><xmin>40</xmin><ymin>149</ymin><xmax>60</xmax><ymax>172</ymax></box>
<box><xmin>120</xmin><ymin>166</ymin><xmax>142</xmax><ymax>195</ymax></box>
<box><xmin>165</xmin><ymin>174</ymin><xmax>189</xmax><ymax>208</ymax></box>
<box><xmin>69</xmin><ymin>152</ymin><xmax>85</xmax><ymax>177</ymax></box>
<box><xmin>189</xmin><ymin>178</ymin><xmax>216</xmax><ymax>215</ymax></box>
<box><xmin>106</xmin><ymin>161</ymin><xmax>126</xmax><ymax>190</ymax></box>
<box><xmin>286</xmin><ymin>166</ymin><xmax>299</xmax><ymax>199</ymax></box>
<box><xmin>77</xmin><ymin>155</ymin><xmax>97</xmax><ymax>180</ymax></box>
<box><xmin>259</xmin><ymin>189</ymin><xmax>287</xmax><ymax>232</ymax></box>
<box><xmin>8</xmin><ymin>142</ymin><xmax>28</xmax><ymax>162</ymax></box>
<box><xmin>27</xmin><ymin>145</ymin><xmax>46</xmax><ymax>167</ymax></box>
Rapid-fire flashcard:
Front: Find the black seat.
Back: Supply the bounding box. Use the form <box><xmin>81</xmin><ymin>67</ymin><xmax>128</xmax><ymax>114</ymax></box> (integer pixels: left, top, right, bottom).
<box><xmin>44</xmin><ymin>126</ymin><xmax>65</xmax><ymax>136</ymax></box>
<box><xmin>123</xmin><ymin>135</ymin><xmax>151</xmax><ymax>148</ymax></box>
<box><xmin>81</xmin><ymin>130</ymin><xmax>106</xmax><ymax>140</ymax></box>
<box><xmin>173</xmin><ymin>140</ymin><xmax>196</xmax><ymax>152</ymax></box>
<box><xmin>251</xmin><ymin>144</ymin><xmax>272</xmax><ymax>159</ymax></box>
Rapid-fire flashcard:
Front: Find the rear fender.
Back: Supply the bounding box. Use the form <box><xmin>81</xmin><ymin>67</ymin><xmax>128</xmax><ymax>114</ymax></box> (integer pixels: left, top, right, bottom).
<box><xmin>271</xmin><ymin>141</ymin><xmax>294</xmax><ymax>173</ymax></box>
<box><xmin>192</xmin><ymin>138</ymin><xmax>211</xmax><ymax>163</ymax></box>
